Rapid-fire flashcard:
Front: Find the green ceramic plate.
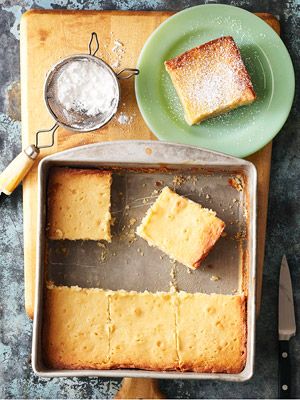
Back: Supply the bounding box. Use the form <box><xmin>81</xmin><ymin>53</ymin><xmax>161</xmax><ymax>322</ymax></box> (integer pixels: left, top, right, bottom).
<box><xmin>135</xmin><ymin>4</ymin><xmax>295</xmax><ymax>157</ymax></box>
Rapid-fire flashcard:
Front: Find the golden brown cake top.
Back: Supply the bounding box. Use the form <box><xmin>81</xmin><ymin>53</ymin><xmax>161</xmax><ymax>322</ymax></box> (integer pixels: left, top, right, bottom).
<box><xmin>177</xmin><ymin>291</ymin><xmax>246</xmax><ymax>373</ymax></box>
<box><xmin>137</xmin><ymin>187</ymin><xmax>225</xmax><ymax>269</ymax></box>
<box><xmin>43</xmin><ymin>285</ymin><xmax>110</xmax><ymax>369</ymax></box>
<box><xmin>165</xmin><ymin>36</ymin><xmax>256</xmax><ymax>123</ymax></box>
<box><xmin>47</xmin><ymin>167</ymin><xmax>112</xmax><ymax>241</ymax></box>
<box><xmin>43</xmin><ymin>285</ymin><xmax>246</xmax><ymax>373</ymax></box>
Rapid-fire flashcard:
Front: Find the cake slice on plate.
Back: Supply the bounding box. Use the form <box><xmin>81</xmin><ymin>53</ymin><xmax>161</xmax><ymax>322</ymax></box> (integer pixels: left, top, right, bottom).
<box><xmin>165</xmin><ymin>36</ymin><xmax>256</xmax><ymax>125</ymax></box>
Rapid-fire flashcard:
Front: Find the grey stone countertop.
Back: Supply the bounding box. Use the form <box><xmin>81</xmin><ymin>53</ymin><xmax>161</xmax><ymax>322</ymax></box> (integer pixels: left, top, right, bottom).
<box><xmin>0</xmin><ymin>0</ymin><xmax>299</xmax><ymax>398</ymax></box>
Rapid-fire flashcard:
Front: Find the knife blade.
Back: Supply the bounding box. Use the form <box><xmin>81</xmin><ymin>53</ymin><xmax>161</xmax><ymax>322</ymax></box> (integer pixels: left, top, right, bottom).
<box><xmin>278</xmin><ymin>255</ymin><xmax>296</xmax><ymax>399</ymax></box>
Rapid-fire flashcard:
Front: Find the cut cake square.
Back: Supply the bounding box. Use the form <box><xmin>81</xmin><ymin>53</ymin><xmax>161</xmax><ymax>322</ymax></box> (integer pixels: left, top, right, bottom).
<box><xmin>47</xmin><ymin>167</ymin><xmax>112</xmax><ymax>241</ymax></box>
<box><xmin>43</xmin><ymin>285</ymin><xmax>110</xmax><ymax>369</ymax></box>
<box><xmin>177</xmin><ymin>292</ymin><xmax>247</xmax><ymax>373</ymax></box>
<box><xmin>165</xmin><ymin>36</ymin><xmax>256</xmax><ymax>125</ymax></box>
<box><xmin>42</xmin><ymin>285</ymin><xmax>247</xmax><ymax>373</ymax></box>
<box><xmin>109</xmin><ymin>290</ymin><xmax>178</xmax><ymax>370</ymax></box>
<box><xmin>136</xmin><ymin>187</ymin><xmax>225</xmax><ymax>269</ymax></box>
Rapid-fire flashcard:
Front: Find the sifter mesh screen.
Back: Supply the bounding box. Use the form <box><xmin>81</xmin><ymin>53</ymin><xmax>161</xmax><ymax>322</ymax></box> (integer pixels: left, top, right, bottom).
<box><xmin>45</xmin><ymin>56</ymin><xmax>119</xmax><ymax>132</ymax></box>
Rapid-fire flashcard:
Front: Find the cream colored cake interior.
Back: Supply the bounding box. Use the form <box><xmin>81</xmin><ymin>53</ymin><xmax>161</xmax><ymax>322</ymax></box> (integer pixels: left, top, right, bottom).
<box><xmin>44</xmin><ymin>285</ymin><xmax>110</xmax><ymax>369</ymax></box>
<box><xmin>165</xmin><ymin>36</ymin><xmax>256</xmax><ymax>125</ymax></box>
<box><xmin>43</xmin><ymin>285</ymin><xmax>246</xmax><ymax>373</ymax></box>
<box><xmin>47</xmin><ymin>168</ymin><xmax>112</xmax><ymax>241</ymax></box>
<box><xmin>177</xmin><ymin>292</ymin><xmax>246</xmax><ymax>373</ymax></box>
<box><xmin>136</xmin><ymin>187</ymin><xmax>225</xmax><ymax>269</ymax></box>
<box><xmin>109</xmin><ymin>291</ymin><xmax>178</xmax><ymax>370</ymax></box>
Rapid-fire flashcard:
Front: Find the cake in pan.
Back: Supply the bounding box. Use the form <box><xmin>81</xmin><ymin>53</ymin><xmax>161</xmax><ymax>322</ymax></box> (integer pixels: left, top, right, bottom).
<box><xmin>43</xmin><ymin>285</ymin><xmax>110</xmax><ymax>369</ymax></box>
<box><xmin>43</xmin><ymin>285</ymin><xmax>246</xmax><ymax>373</ymax></box>
<box><xmin>165</xmin><ymin>36</ymin><xmax>256</xmax><ymax>125</ymax></box>
<box><xmin>136</xmin><ymin>187</ymin><xmax>225</xmax><ymax>269</ymax></box>
<box><xmin>47</xmin><ymin>168</ymin><xmax>112</xmax><ymax>241</ymax></box>
<box><xmin>177</xmin><ymin>292</ymin><xmax>246</xmax><ymax>373</ymax></box>
<box><xmin>109</xmin><ymin>290</ymin><xmax>178</xmax><ymax>370</ymax></box>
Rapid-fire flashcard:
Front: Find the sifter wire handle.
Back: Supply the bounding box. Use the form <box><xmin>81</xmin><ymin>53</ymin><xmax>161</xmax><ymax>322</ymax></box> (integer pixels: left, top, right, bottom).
<box><xmin>0</xmin><ymin>123</ymin><xmax>58</xmax><ymax>196</ymax></box>
<box><xmin>89</xmin><ymin>32</ymin><xmax>99</xmax><ymax>56</ymax></box>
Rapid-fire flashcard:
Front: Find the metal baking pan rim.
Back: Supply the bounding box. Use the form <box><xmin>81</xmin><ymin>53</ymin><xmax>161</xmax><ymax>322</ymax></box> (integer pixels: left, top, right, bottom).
<box><xmin>35</xmin><ymin>139</ymin><xmax>257</xmax><ymax>166</ymax></box>
<box><xmin>32</xmin><ymin>140</ymin><xmax>256</xmax><ymax>381</ymax></box>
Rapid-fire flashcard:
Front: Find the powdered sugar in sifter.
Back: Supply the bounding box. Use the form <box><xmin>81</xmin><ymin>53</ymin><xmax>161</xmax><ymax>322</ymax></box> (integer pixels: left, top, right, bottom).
<box><xmin>0</xmin><ymin>33</ymin><xmax>139</xmax><ymax>195</ymax></box>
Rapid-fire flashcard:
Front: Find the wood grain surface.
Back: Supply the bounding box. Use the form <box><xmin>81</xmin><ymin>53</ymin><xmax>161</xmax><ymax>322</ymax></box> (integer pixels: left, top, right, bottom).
<box><xmin>20</xmin><ymin>10</ymin><xmax>279</xmax><ymax>318</ymax></box>
<box><xmin>115</xmin><ymin>378</ymin><xmax>164</xmax><ymax>399</ymax></box>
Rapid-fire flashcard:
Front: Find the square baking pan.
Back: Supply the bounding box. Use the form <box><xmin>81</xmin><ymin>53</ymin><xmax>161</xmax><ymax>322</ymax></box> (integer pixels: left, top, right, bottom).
<box><xmin>32</xmin><ymin>140</ymin><xmax>256</xmax><ymax>381</ymax></box>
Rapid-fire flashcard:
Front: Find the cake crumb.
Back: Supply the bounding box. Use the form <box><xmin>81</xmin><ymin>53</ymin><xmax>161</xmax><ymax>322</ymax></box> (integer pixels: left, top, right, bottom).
<box><xmin>99</xmin><ymin>250</ymin><xmax>107</xmax><ymax>262</ymax></box>
<box><xmin>170</xmin><ymin>267</ymin><xmax>176</xmax><ymax>279</ymax></box>
<box><xmin>210</xmin><ymin>275</ymin><xmax>220</xmax><ymax>282</ymax></box>
<box><xmin>228</xmin><ymin>175</ymin><xmax>244</xmax><ymax>192</ymax></box>
<box><xmin>172</xmin><ymin>175</ymin><xmax>185</xmax><ymax>186</ymax></box>
<box><xmin>111</xmin><ymin>216</ymin><xmax>116</xmax><ymax>226</ymax></box>
<box><xmin>169</xmin><ymin>262</ymin><xmax>178</xmax><ymax>292</ymax></box>
<box><xmin>169</xmin><ymin>283</ymin><xmax>178</xmax><ymax>293</ymax></box>
<box><xmin>235</xmin><ymin>231</ymin><xmax>246</xmax><ymax>240</ymax></box>
<box><xmin>129</xmin><ymin>218</ymin><xmax>137</xmax><ymax>226</ymax></box>
<box><xmin>54</xmin><ymin>229</ymin><xmax>63</xmax><ymax>239</ymax></box>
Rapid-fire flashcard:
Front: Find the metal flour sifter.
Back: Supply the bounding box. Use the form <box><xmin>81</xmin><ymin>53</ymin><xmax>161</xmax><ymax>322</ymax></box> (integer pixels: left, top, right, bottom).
<box><xmin>0</xmin><ymin>33</ymin><xmax>138</xmax><ymax>195</ymax></box>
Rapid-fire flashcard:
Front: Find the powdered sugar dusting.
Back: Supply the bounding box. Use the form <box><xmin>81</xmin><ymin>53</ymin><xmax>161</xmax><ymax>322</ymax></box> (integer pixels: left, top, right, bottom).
<box><xmin>188</xmin><ymin>61</ymin><xmax>247</xmax><ymax>113</ymax></box>
<box><xmin>55</xmin><ymin>59</ymin><xmax>117</xmax><ymax>117</ymax></box>
<box><xmin>166</xmin><ymin>37</ymin><xmax>255</xmax><ymax>120</ymax></box>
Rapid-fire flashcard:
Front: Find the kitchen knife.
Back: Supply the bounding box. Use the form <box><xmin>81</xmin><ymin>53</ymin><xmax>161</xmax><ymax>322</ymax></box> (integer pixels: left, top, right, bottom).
<box><xmin>278</xmin><ymin>255</ymin><xmax>296</xmax><ymax>398</ymax></box>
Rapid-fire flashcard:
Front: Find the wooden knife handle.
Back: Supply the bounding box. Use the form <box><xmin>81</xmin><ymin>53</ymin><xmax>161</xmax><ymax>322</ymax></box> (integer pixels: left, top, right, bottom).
<box><xmin>115</xmin><ymin>378</ymin><xmax>165</xmax><ymax>399</ymax></box>
<box><xmin>279</xmin><ymin>340</ymin><xmax>291</xmax><ymax>398</ymax></box>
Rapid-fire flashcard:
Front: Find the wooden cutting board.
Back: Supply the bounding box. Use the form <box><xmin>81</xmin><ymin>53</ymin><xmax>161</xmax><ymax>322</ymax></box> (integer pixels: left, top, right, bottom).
<box><xmin>21</xmin><ymin>10</ymin><xmax>279</xmax><ymax>319</ymax></box>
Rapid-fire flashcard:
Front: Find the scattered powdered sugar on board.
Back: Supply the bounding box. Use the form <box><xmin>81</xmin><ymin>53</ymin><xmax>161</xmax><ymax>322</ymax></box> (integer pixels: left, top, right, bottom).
<box><xmin>56</xmin><ymin>59</ymin><xmax>116</xmax><ymax>116</ymax></box>
<box><xmin>117</xmin><ymin>111</ymin><xmax>135</xmax><ymax>125</ymax></box>
<box><xmin>117</xmin><ymin>112</ymin><xmax>130</xmax><ymax>124</ymax></box>
<box><xmin>111</xmin><ymin>38</ymin><xmax>125</xmax><ymax>69</ymax></box>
